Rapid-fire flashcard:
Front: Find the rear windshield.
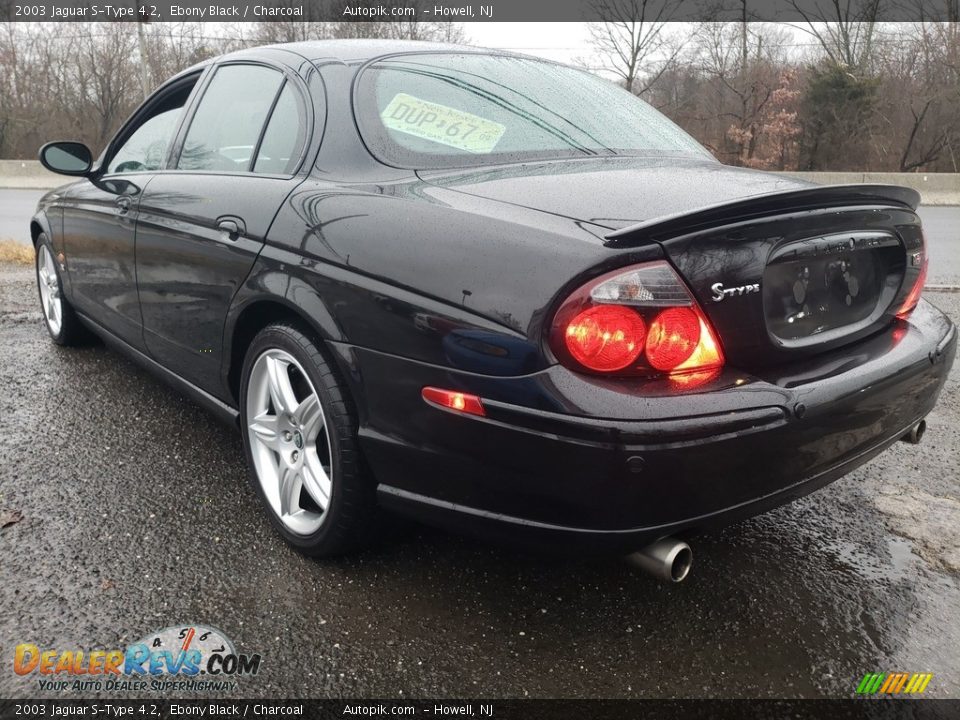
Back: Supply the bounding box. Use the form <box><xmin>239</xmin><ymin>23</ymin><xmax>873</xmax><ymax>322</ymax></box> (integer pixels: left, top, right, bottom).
<box><xmin>355</xmin><ymin>53</ymin><xmax>712</xmax><ymax>169</ymax></box>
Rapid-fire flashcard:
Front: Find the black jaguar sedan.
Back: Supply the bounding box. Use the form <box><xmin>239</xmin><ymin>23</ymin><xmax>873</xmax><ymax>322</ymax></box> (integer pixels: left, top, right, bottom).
<box><xmin>33</xmin><ymin>40</ymin><xmax>955</xmax><ymax>580</ymax></box>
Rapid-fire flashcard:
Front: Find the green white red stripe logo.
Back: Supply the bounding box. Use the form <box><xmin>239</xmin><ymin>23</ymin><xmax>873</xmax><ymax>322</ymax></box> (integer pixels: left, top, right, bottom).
<box><xmin>856</xmin><ymin>672</ymin><xmax>933</xmax><ymax>694</ymax></box>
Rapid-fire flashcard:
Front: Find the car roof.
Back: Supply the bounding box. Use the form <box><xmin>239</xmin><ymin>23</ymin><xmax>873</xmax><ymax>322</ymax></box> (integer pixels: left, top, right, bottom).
<box><xmin>265</xmin><ymin>39</ymin><xmax>492</xmax><ymax>62</ymax></box>
<box><xmin>167</xmin><ymin>40</ymin><xmax>521</xmax><ymax>84</ymax></box>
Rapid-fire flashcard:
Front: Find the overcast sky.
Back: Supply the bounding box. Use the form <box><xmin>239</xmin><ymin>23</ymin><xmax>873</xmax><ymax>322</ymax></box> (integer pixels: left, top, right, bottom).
<box><xmin>464</xmin><ymin>23</ymin><xmax>595</xmax><ymax>64</ymax></box>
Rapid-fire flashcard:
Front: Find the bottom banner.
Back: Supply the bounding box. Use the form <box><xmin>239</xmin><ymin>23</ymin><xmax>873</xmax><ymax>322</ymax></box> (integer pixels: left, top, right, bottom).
<box><xmin>2</xmin><ymin>699</ymin><xmax>960</xmax><ymax>720</ymax></box>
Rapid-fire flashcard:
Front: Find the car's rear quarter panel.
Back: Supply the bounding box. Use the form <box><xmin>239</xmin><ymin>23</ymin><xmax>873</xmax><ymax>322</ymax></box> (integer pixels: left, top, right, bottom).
<box><xmin>249</xmin><ymin>177</ymin><xmax>661</xmax><ymax>371</ymax></box>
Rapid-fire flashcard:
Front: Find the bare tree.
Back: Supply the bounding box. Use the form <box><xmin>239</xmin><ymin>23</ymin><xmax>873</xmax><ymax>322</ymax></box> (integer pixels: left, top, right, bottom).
<box><xmin>135</xmin><ymin>20</ymin><xmax>150</xmax><ymax>100</ymax></box>
<box><xmin>72</xmin><ymin>24</ymin><xmax>141</xmax><ymax>146</ymax></box>
<box><xmin>788</xmin><ymin>0</ymin><xmax>882</xmax><ymax>70</ymax></box>
<box><xmin>873</xmin><ymin>22</ymin><xmax>960</xmax><ymax>171</ymax></box>
<box><xmin>585</xmin><ymin>0</ymin><xmax>685</xmax><ymax>94</ymax></box>
<box><xmin>654</xmin><ymin>21</ymin><xmax>799</xmax><ymax>166</ymax></box>
<box><xmin>142</xmin><ymin>23</ymin><xmax>227</xmax><ymax>85</ymax></box>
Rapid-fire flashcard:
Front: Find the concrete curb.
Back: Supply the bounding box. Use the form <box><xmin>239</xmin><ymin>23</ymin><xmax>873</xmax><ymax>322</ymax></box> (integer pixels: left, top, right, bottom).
<box><xmin>775</xmin><ymin>171</ymin><xmax>960</xmax><ymax>206</ymax></box>
<box><xmin>1</xmin><ymin>180</ymin><xmax>61</xmax><ymax>190</ymax></box>
<box><xmin>0</xmin><ymin>161</ymin><xmax>63</xmax><ymax>190</ymax></box>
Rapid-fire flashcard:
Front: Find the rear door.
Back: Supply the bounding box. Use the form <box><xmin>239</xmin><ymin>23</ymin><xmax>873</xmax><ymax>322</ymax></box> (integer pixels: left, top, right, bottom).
<box><xmin>135</xmin><ymin>61</ymin><xmax>314</xmax><ymax>396</ymax></box>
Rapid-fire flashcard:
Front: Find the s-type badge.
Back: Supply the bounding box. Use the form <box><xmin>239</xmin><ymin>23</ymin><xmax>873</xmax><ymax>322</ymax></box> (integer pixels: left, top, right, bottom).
<box><xmin>711</xmin><ymin>282</ymin><xmax>760</xmax><ymax>302</ymax></box>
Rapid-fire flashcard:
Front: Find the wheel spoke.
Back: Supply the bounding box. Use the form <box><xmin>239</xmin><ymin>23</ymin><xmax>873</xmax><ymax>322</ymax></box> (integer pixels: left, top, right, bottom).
<box><xmin>266</xmin><ymin>356</ymin><xmax>298</xmax><ymax>416</ymax></box>
<box><xmin>249</xmin><ymin>412</ymin><xmax>282</xmax><ymax>450</ymax></box>
<box><xmin>278</xmin><ymin>465</ymin><xmax>302</xmax><ymax>517</ymax></box>
<box><xmin>301</xmin><ymin>458</ymin><xmax>331</xmax><ymax>511</ymax></box>
<box><xmin>294</xmin><ymin>393</ymin><xmax>323</xmax><ymax>437</ymax></box>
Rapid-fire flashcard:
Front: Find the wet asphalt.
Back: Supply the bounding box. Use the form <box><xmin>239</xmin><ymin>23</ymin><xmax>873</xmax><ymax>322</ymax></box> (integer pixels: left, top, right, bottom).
<box><xmin>0</xmin><ymin>262</ymin><xmax>959</xmax><ymax>700</ymax></box>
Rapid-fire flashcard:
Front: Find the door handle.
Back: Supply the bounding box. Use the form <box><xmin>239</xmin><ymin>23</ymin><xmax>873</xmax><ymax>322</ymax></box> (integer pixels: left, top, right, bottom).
<box><xmin>217</xmin><ymin>217</ymin><xmax>245</xmax><ymax>241</ymax></box>
<box><xmin>116</xmin><ymin>195</ymin><xmax>132</xmax><ymax>214</ymax></box>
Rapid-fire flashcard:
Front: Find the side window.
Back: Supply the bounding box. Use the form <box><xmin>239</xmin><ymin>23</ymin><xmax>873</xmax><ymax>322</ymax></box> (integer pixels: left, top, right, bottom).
<box><xmin>108</xmin><ymin>82</ymin><xmax>194</xmax><ymax>174</ymax></box>
<box><xmin>253</xmin><ymin>83</ymin><xmax>307</xmax><ymax>175</ymax></box>
<box><xmin>178</xmin><ymin>65</ymin><xmax>284</xmax><ymax>172</ymax></box>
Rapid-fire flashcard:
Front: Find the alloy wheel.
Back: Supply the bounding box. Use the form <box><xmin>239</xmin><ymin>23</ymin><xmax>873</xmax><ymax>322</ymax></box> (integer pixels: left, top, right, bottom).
<box><xmin>245</xmin><ymin>348</ymin><xmax>333</xmax><ymax>535</ymax></box>
<box><xmin>37</xmin><ymin>245</ymin><xmax>62</xmax><ymax>336</ymax></box>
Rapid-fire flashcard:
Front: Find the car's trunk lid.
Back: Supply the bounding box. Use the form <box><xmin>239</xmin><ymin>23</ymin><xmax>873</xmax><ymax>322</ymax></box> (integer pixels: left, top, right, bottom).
<box><xmin>606</xmin><ymin>185</ymin><xmax>922</xmax><ymax>368</ymax></box>
<box><xmin>417</xmin><ymin>156</ymin><xmax>814</xmax><ymax>230</ymax></box>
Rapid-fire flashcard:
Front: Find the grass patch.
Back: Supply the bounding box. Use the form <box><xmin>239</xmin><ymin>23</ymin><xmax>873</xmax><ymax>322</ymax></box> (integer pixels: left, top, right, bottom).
<box><xmin>0</xmin><ymin>239</ymin><xmax>34</xmax><ymax>265</ymax></box>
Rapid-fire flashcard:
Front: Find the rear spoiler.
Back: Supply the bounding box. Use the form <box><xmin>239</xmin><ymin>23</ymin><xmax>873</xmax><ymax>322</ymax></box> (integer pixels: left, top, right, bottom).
<box><xmin>604</xmin><ymin>184</ymin><xmax>921</xmax><ymax>249</ymax></box>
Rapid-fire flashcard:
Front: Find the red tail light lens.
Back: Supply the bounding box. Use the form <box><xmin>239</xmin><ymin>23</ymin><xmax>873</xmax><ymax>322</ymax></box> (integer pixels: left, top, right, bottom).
<box><xmin>565</xmin><ymin>305</ymin><xmax>646</xmax><ymax>372</ymax></box>
<box><xmin>550</xmin><ymin>261</ymin><xmax>725</xmax><ymax>378</ymax></box>
<box><xmin>645</xmin><ymin>307</ymin><xmax>701</xmax><ymax>370</ymax></box>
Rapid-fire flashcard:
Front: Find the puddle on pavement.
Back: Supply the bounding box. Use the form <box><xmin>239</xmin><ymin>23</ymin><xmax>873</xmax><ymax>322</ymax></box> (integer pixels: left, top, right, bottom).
<box><xmin>824</xmin><ymin>535</ymin><xmax>921</xmax><ymax>583</ymax></box>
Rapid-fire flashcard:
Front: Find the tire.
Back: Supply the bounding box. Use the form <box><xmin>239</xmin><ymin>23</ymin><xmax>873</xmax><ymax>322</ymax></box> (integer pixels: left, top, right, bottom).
<box><xmin>35</xmin><ymin>233</ymin><xmax>89</xmax><ymax>346</ymax></box>
<box><xmin>239</xmin><ymin>321</ymin><xmax>379</xmax><ymax>556</ymax></box>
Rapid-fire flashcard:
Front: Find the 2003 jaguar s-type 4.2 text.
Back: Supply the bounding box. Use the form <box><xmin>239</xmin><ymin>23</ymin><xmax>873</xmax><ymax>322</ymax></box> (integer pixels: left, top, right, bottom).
<box><xmin>33</xmin><ymin>41</ymin><xmax>955</xmax><ymax>581</ymax></box>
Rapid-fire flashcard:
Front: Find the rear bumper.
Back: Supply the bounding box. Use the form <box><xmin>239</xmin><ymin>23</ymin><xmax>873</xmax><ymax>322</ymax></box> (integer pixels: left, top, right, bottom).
<box><xmin>335</xmin><ymin>299</ymin><xmax>956</xmax><ymax>552</ymax></box>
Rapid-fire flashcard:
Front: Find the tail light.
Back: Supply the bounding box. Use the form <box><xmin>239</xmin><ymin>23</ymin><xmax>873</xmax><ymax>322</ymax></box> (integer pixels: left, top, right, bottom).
<box><xmin>896</xmin><ymin>235</ymin><xmax>928</xmax><ymax>318</ymax></box>
<box><xmin>564</xmin><ymin>305</ymin><xmax>646</xmax><ymax>372</ymax></box>
<box><xmin>549</xmin><ymin>261</ymin><xmax>724</xmax><ymax>377</ymax></box>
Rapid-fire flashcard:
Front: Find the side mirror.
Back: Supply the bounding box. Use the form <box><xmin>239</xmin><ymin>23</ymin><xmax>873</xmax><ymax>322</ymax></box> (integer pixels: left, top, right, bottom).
<box><xmin>39</xmin><ymin>142</ymin><xmax>93</xmax><ymax>176</ymax></box>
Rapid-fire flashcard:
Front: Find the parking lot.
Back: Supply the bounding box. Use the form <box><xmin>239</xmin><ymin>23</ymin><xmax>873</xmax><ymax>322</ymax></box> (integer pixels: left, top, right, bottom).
<box><xmin>0</xmin><ymin>252</ymin><xmax>958</xmax><ymax>698</ymax></box>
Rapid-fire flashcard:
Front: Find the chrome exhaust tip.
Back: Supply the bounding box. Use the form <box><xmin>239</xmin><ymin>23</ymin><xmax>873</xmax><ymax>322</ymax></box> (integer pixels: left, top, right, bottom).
<box><xmin>901</xmin><ymin>419</ymin><xmax>926</xmax><ymax>445</ymax></box>
<box><xmin>626</xmin><ymin>538</ymin><xmax>693</xmax><ymax>583</ymax></box>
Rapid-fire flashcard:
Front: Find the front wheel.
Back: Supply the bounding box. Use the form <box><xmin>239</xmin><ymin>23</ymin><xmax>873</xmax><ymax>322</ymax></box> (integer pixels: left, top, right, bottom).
<box><xmin>35</xmin><ymin>234</ymin><xmax>88</xmax><ymax>346</ymax></box>
<box><xmin>239</xmin><ymin>322</ymin><xmax>379</xmax><ymax>556</ymax></box>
